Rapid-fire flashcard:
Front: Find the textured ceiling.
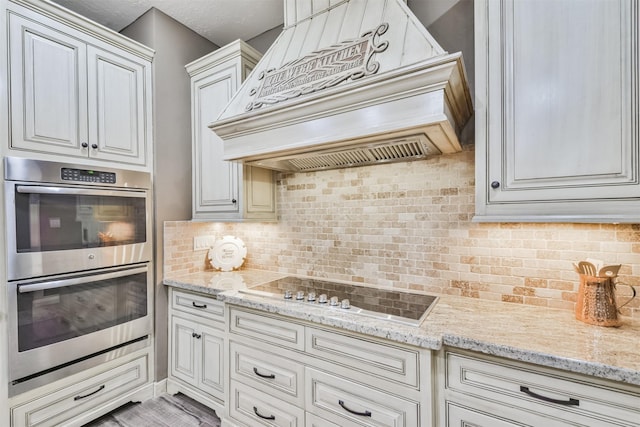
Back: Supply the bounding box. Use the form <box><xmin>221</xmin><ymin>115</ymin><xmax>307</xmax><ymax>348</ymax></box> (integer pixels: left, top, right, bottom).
<box><xmin>50</xmin><ymin>0</ymin><xmax>284</xmax><ymax>46</ymax></box>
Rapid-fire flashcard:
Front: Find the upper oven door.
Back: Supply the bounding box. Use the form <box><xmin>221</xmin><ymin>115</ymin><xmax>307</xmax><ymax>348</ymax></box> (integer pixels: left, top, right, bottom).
<box><xmin>5</xmin><ymin>182</ymin><xmax>152</xmax><ymax>280</ymax></box>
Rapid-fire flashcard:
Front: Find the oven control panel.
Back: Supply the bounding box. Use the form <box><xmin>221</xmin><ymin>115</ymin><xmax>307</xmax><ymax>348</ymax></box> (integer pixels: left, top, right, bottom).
<box><xmin>61</xmin><ymin>167</ymin><xmax>116</xmax><ymax>184</ymax></box>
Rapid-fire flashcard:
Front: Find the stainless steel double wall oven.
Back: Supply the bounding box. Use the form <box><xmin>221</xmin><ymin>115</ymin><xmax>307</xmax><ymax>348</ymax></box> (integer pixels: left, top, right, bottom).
<box><xmin>4</xmin><ymin>157</ymin><xmax>153</xmax><ymax>395</ymax></box>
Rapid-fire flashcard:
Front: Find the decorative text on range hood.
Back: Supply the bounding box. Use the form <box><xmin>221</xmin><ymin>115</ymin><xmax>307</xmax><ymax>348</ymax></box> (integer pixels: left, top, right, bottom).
<box><xmin>247</xmin><ymin>22</ymin><xmax>390</xmax><ymax>111</ymax></box>
<box><xmin>210</xmin><ymin>0</ymin><xmax>473</xmax><ymax>172</ymax></box>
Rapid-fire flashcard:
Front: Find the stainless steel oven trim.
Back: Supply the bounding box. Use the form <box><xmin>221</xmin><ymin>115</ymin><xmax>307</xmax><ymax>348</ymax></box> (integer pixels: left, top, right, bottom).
<box><xmin>5</xmin><ymin>179</ymin><xmax>152</xmax><ymax>281</ymax></box>
<box><xmin>7</xmin><ymin>263</ymin><xmax>153</xmax><ymax>385</ymax></box>
<box><xmin>4</xmin><ymin>157</ymin><xmax>151</xmax><ymax>189</ymax></box>
<box><xmin>18</xmin><ymin>266</ymin><xmax>148</xmax><ymax>293</ymax></box>
<box><xmin>16</xmin><ymin>185</ymin><xmax>147</xmax><ymax>198</ymax></box>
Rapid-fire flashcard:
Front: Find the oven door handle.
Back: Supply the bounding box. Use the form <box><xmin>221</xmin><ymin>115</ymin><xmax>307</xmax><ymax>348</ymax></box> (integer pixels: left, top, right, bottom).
<box><xmin>17</xmin><ymin>266</ymin><xmax>148</xmax><ymax>293</ymax></box>
<box><xmin>16</xmin><ymin>185</ymin><xmax>146</xmax><ymax>198</ymax></box>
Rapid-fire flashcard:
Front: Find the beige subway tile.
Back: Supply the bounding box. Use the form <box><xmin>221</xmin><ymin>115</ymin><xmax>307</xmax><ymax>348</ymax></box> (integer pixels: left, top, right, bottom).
<box><xmin>502</xmin><ymin>295</ymin><xmax>523</xmax><ymax>304</ymax></box>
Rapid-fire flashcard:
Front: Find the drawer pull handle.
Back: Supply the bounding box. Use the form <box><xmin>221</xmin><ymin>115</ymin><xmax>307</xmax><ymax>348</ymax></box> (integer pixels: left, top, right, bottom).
<box><xmin>253</xmin><ymin>406</ymin><xmax>275</xmax><ymax>420</ymax></box>
<box><xmin>253</xmin><ymin>367</ymin><xmax>276</xmax><ymax>379</ymax></box>
<box><xmin>520</xmin><ymin>386</ymin><xmax>579</xmax><ymax>406</ymax></box>
<box><xmin>338</xmin><ymin>399</ymin><xmax>372</xmax><ymax>417</ymax></box>
<box><xmin>192</xmin><ymin>332</ymin><xmax>202</xmax><ymax>339</ymax></box>
<box><xmin>192</xmin><ymin>302</ymin><xmax>207</xmax><ymax>309</ymax></box>
<box><xmin>74</xmin><ymin>385</ymin><xmax>105</xmax><ymax>401</ymax></box>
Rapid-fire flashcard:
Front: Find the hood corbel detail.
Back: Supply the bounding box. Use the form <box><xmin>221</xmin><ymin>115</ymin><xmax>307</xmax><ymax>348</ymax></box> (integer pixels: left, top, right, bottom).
<box><xmin>246</xmin><ymin>22</ymin><xmax>390</xmax><ymax>111</ymax></box>
<box><xmin>211</xmin><ymin>0</ymin><xmax>473</xmax><ymax>173</ymax></box>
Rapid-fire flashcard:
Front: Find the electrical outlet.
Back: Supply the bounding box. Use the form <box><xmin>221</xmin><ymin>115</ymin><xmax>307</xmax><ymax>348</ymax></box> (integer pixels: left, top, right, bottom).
<box><xmin>193</xmin><ymin>235</ymin><xmax>216</xmax><ymax>251</ymax></box>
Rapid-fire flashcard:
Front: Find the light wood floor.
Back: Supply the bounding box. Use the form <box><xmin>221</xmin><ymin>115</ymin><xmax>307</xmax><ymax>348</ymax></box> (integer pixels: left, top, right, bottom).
<box><xmin>83</xmin><ymin>393</ymin><xmax>221</xmax><ymax>427</ymax></box>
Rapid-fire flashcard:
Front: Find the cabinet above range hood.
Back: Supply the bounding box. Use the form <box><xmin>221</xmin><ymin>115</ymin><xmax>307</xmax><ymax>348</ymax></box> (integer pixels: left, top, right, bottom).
<box><xmin>210</xmin><ymin>0</ymin><xmax>473</xmax><ymax>172</ymax></box>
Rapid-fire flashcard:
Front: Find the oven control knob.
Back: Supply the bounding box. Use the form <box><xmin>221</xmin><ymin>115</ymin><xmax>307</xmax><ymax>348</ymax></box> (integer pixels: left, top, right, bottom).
<box><xmin>295</xmin><ymin>291</ymin><xmax>305</xmax><ymax>300</ymax></box>
<box><xmin>284</xmin><ymin>290</ymin><xmax>292</xmax><ymax>299</ymax></box>
<box><xmin>318</xmin><ymin>294</ymin><xmax>328</xmax><ymax>304</ymax></box>
<box><xmin>329</xmin><ymin>296</ymin><xmax>339</xmax><ymax>306</ymax></box>
<box><xmin>341</xmin><ymin>299</ymin><xmax>351</xmax><ymax>309</ymax></box>
<box><xmin>307</xmin><ymin>292</ymin><xmax>316</xmax><ymax>302</ymax></box>
<box><xmin>88</xmin><ymin>254</ymin><xmax>95</xmax><ymax>260</ymax></box>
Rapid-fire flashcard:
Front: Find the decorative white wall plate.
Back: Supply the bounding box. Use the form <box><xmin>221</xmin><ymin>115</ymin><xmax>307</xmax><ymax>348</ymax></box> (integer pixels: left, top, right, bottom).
<box><xmin>208</xmin><ymin>235</ymin><xmax>247</xmax><ymax>271</ymax></box>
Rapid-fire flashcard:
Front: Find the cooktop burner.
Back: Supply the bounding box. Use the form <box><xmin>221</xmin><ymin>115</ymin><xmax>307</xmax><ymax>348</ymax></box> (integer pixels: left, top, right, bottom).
<box><xmin>240</xmin><ymin>276</ymin><xmax>438</xmax><ymax>326</ymax></box>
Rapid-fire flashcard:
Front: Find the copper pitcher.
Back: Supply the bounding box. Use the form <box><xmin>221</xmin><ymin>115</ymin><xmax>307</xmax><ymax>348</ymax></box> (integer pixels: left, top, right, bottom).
<box><xmin>575</xmin><ymin>274</ymin><xmax>636</xmax><ymax>327</ymax></box>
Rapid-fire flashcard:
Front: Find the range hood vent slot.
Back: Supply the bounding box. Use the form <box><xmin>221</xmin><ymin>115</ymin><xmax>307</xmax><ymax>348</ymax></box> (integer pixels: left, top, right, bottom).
<box><xmin>211</xmin><ymin>0</ymin><xmax>473</xmax><ymax>172</ymax></box>
<box><xmin>251</xmin><ymin>135</ymin><xmax>440</xmax><ymax>172</ymax></box>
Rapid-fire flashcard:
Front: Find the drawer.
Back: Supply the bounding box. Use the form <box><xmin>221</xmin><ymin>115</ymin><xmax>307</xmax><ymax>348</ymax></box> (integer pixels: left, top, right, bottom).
<box><xmin>171</xmin><ymin>289</ymin><xmax>224</xmax><ymax>323</ymax></box>
<box><xmin>445</xmin><ymin>402</ymin><xmax>522</xmax><ymax>427</ymax></box>
<box><xmin>444</xmin><ymin>399</ymin><xmax>584</xmax><ymax>427</ymax></box>
<box><xmin>306</xmin><ymin>367</ymin><xmax>419</xmax><ymax>427</ymax></box>
<box><xmin>229</xmin><ymin>308</ymin><xmax>305</xmax><ymax>351</ymax></box>
<box><xmin>305</xmin><ymin>413</ymin><xmax>341</xmax><ymax>427</ymax></box>
<box><xmin>230</xmin><ymin>341</ymin><xmax>304</xmax><ymax>406</ymax></box>
<box><xmin>446</xmin><ymin>351</ymin><xmax>640</xmax><ymax>427</ymax></box>
<box><xmin>12</xmin><ymin>355</ymin><xmax>148</xmax><ymax>427</ymax></box>
<box><xmin>229</xmin><ymin>380</ymin><xmax>305</xmax><ymax>427</ymax></box>
<box><xmin>306</xmin><ymin>327</ymin><xmax>420</xmax><ymax>387</ymax></box>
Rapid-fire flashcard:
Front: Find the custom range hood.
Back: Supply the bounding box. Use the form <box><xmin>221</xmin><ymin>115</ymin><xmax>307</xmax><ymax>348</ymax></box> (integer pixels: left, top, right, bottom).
<box><xmin>211</xmin><ymin>0</ymin><xmax>473</xmax><ymax>172</ymax></box>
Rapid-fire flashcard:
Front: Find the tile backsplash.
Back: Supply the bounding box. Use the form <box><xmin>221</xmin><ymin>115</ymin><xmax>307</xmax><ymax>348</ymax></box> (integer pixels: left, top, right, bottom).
<box><xmin>164</xmin><ymin>147</ymin><xmax>639</xmax><ymax>318</ymax></box>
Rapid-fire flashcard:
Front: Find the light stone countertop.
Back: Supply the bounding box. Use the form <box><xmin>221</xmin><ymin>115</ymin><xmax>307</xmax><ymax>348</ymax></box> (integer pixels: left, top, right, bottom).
<box><xmin>164</xmin><ymin>269</ymin><xmax>640</xmax><ymax>387</ymax></box>
<box><xmin>162</xmin><ymin>269</ymin><xmax>288</xmax><ymax>296</ymax></box>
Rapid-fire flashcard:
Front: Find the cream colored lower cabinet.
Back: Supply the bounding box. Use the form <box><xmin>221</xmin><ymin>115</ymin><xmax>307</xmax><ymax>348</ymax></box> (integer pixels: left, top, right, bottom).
<box><xmin>438</xmin><ymin>349</ymin><xmax>640</xmax><ymax>427</ymax></box>
<box><xmin>167</xmin><ymin>289</ymin><xmax>225</xmax><ymax>413</ymax></box>
<box><xmin>226</xmin><ymin>307</ymin><xmax>433</xmax><ymax>427</ymax></box>
<box><xmin>10</xmin><ymin>353</ymin><xmax>151</xmax><ymax>427</ymax></box>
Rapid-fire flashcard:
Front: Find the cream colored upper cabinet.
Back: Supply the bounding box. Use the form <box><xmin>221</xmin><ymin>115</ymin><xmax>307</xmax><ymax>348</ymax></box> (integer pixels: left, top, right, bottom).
<box><xmin>187</xmin><ymin>40</ymin><xmax>276</xmax><ymax>221</ymax></box>
<box><xmin>7</xmin><ymin>1</ymin><xmax>152</xmax><ymax>167</ymax></box>
<box><xmin>474</xmin><ymin>0</ymin><xmax>640</xmax><ymax>222</ymax></box>
<box><xmin>87</xmin><ymin>47</ymin><xmax>147</xmax><ymax>164</ymax></box>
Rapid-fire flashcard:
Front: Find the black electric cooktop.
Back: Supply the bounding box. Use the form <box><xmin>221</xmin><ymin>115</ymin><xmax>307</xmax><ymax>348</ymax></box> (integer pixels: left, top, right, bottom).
<box><xmin>240</xmin><ymin>276</ymin><xmax>438</xmax><ymax>326</ymax></box>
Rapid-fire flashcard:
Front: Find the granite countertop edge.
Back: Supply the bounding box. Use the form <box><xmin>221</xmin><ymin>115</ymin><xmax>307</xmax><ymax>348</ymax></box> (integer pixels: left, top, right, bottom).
<box><xmin>440</xmin><ymin>334</ymin><xmax>640</xmax><ymax>386</ymax></box>
<box><xmin>163</xmin><ymin>270</ymin><xmax>640</xmax><ymax>387</ymax></box>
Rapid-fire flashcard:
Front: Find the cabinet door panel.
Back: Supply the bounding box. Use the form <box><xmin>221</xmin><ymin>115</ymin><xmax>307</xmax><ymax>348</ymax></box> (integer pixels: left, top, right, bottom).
<box><xmin>171</xmin><ymin>317</ymin><xmax>197</xmax><ymax>385</ymax></box>
<box><xmin>508</xmin><ymin>1</ymin><xmax>625</xmax><ymax>182</ymax></box>
<box><xmin>244</xmin><ymin>166</ymin><xmax>276</xmax><ymax>216</ymax></box>
<box><xmin>489</xmin><ymin>0</ymin><xmax>637</xmax><ymax>200</ymax></box>
<box><xmin>193</xmin><ymin>67</ymin><xmax>239</xmax><ymax>216</ymax></box>
<box><xmin>200</xmin><ymin>324</ymin><xmax>224</xmax><ymax>399</ymax></box>
<box><xmin>9</xmin><ymin>14</ymin><xmax>87</xmax><ymax>155</ymax></box>
<box><xmin>87</xmin><ymin>46</ymin><xmax>147</xmax><ymax>165</ymax></box>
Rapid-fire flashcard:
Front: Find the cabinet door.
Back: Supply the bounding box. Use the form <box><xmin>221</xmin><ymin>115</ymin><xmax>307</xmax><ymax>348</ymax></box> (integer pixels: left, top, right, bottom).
<box><xmin>200</xmin><ymin>323</ymin><xmax>224</xmax><ymax>400</ymax></box>
<box><xmin>87</xmin><ymin>46</ymin><xmax>148</xmax><ymax>165</ymax></box>
<box><xmin>244</xmin><ymin>166</ymin><xmax>277</xmax><ymax>218</ymax></box>
<box><xmin>8</xmin><ymin>13</ymin><xmax>88</xmax><ymax>156</ymax></box>
<box><xmin>476</xmin><ymin>0</ymin><xmax>640</xmax><ymax>221</ymax></box>
<box><xmin>170</xmin><ymin>315</ymin><xmax>223</xmax><ymax>400</ymax></box>
<box><xmin>192</xmin><ymin>66</ymin><xmax>240</xmax><ymax>217</ymax></box>
<box><xmin>170</xmin><ymin>316</ymin><xmax>198</xmax><ymax>387</ymax></box>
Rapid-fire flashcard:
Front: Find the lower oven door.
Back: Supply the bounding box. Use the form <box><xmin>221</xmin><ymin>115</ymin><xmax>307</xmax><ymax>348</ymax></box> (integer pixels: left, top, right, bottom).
<box><xmin>7</xmin><ymin>263</ymin><xmax>152</xmax><ymax>387</ymax></box>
